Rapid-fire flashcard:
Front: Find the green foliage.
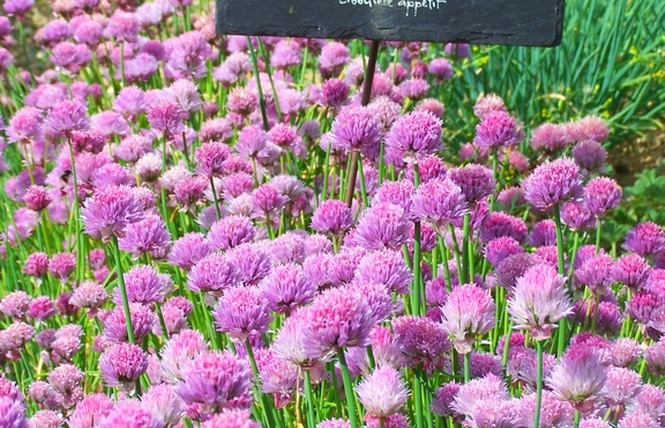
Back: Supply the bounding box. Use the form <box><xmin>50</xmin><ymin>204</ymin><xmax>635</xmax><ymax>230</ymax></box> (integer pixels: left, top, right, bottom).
<box><xmin>441</xmin><ymin>0</ymin><xmax>665</xmax><ymax>152</ymax></box>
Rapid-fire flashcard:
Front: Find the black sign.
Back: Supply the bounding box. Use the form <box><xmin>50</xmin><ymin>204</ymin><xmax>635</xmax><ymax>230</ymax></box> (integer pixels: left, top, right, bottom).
<box><xmin>216</xmin><ymin>0</ymin><xmax>564</xmax><ymax>47</ymax></box>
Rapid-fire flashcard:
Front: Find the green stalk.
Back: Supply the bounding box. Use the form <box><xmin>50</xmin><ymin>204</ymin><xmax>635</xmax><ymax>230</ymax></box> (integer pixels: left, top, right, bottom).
<box><xmin>245</xmin><ymin>339</ymin><xmax>280</xmax><ymax>428</ymax></box>
<box><xmin>336</xmin><ymin>348</ymin><xmax>359</xmax><ymax>428</ymax></box>
<box><xmin>595</xmin><ymin>217</ymin><xmax>602</xmax><ymax>254</ymax></box>
<box><xmin>461</xmin><ymin>213</ymin><xmax>471</xmax><ymax>284</ymax></box>
<box><xmin>246</xmin><ymin>37</ymin><xmax>270</xmax><ymax>131</ymax></box>
<box><xmin>463</xmin><ymin>352</ymin><xmax>471</xmax><ymax>382</ymax></box>
<box><xmin>111</xmin><ymin>236</ymin><xmax>135</xmax><ymax>344</ymax></box>
<box><xmin>413</xmin><ymin>371</ymin><xmax>424</xmax><ymax>428</ymax></box>
<box><xmin>553</xmin><ymin>204</ymin><xmax>568</xmax><ymax>355</ymax></box>
<box><xmin>533</xmin><ymin>340</ymin><xmax>544</xmax><ymax>428</ymax></box>
<box><xmin>412</xmin><ymin>163</ymin><xmax>423</xmax><ymax>315</ymax></box>
<box><xmin>209</xmin><ymin>176</ymin><xmax>222</xmax><ymax>220</ymax></box>
<box><xmin>303</xmin><ymin>369</ymin><xmax>317</xmax><ymax>428</ymax></box>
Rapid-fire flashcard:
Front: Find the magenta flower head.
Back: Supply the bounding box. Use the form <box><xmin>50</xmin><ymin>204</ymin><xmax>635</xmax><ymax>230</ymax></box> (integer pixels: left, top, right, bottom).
<box><xmin>169</xmin><ymin>232</ymin><xmax>211</xmax><ymax>271</ymax></box>
<box><xmin>385</xmin><ymin>110</ymin><xmax>442</xmax><ymax>165</ymax></box>
<box><xmin>610</xmin><ymin>254</ymin><xmax>651</xmax><ymax>290</ymax></box>
<box><xmin>623</xmin><ymin>221</ymin><xmax>665</xmax><ymax>258</ymax></box>
<box><xmin>0</xmin><ymin>396</ymin><xmax>28</xmax><ymax>428</ymax></box>
<box><xmin>411</xmin><ymin>178</ymin><xmax>468</xmax><ymax>232</ymax></box>
<box><xmin>207</xmin><ymin>215</ymin><xmax>256</xmax><ymax>252</ymax></box>
<box><xmin>103</xmin><ymin>303</ymin><xmax>155</xmax><ymax>344</ymax></box>
<box><xmin>331</xmin><ymin>105</ymin><xmax>381</xmax><ymax>160</ymax></box>
<box><xmin>23</xmin><ymin>185</ymin><xmax>51</xmax><ymax>212</ymax></box>
<box><xmin>473</xmin><ymin>110</ymin><xmax>522</xmax><ymax>150</ymax></box>
<box><xmin>0</xmin><ymin>291</ymin><xmax>30</xmax><ymax>319</ymax></box>
<box><xmin>118</xmin><ymin>214</ymin><xmax>171</xmax><ymax>259</ymax></box>
<box><xmin>98</xmin><ymin>399</ymin><xmax>162</xmax><ymax>428</ymax></box>
<box><xmin>7</xmin><ymin>106</ymin><xmax>43</xmax><ymax>144</ymax></box>
<box><xmin>187</xmin><ymin>252</ymin><xmax>241</xmax><ymax>294</ymax></box>
<box><xmin>508</xmin><ymin>264</ymin><xmax>573</xmax><ymax>340</ymax></box>
<box><xmin>82</xmin><ymin>185</ymin><xmax>145</xmax><ymax>242</ymax></box>
<box><xmin>99</xmin><ymin>342</ymin><xmax>149</xmax><ymax>388</ymax></box>
<box><xmin>352</xmin><ymin>203</ymin><xmax>411</xmax><ymax>251</ymax></box>
<box><xmin>201</xmin><ymin>409</ymin><xmax>260</xmax><ymax>428</ymax></box>
<box><xmin>317</xmin><ymin>419</ymin><xmax>351</xmax><ymax>428</ymax></box>
<box><xmin>116</xmin><ymin>265</ymin><xmax>172</xmax><ymax>305</ymax></box>
<box><xmin>440</xmin><ymin>284</ymin><xmax>496</xmax><ymax>353</ymax></box>
<box><xmin>147</xmin><ymin>98</ymin><xmax>187</xmax><ymax>137</ymax></box>
<box><xmin>252</xmin><ymin>183</ymin><xmax>287</xmax><ymax>217</ymax></box>
<box><xmin>213</xmin><ymin>285</ymin><xmax>272</xmax><ymax>341</ymax></box>
<box><xmin>547</xmin><ymin>345</ymin><xmax>607</xmax><ymax>412</ymax></box>
<box><xmin>260</xmin><ymin>263</ymin><xmax>316</xmax><ymax>315</ymax></box>
<box><xmin>572</xmin><ymin>140</ymin><xmax>608</xmax><ymax>173</ymax></box>
<box><xmin>176</xmin><ymin>351</ymin><xmax>252</xmax><ymax>417</ymax></box>
<box><xmin>68</xmin><ymin>393</ymin><xmax>114</xmax><ymax>428</ymax></box>
<box><xmin>523</xmin><ymin>157</ymin><xmax>583</xmax><ymax>211</ymax></box>
<box><xmin>3</xmin><ymin>0</ymin><xmax>33</xmax><ymax>16</ymax></box>
<box><xmin>530</xmin><ymin>123</ymin><xmax>570</xmax><ymax>153</ymax></box>
<box><xmin>301</xmin><ymin>287</ymin><xmax>375</xmax><ymax>358</ymax></box>
<box><xmin>22</xmin><ymin>252</ymin><xmax>49</xmax><ymax>277</ymax></box>
<box><xmin>318</xmin><ymin>41</ymin><xmax>350</xmax><ymax>78</ymax></box>
<box><xmin>311</xmin><ymin>200</ymin><xmax>353</xmax><ymax>237</ymax></box>
<box><xmin>44</xmin><ymin>99</ymin><xmax>89</xmax><ymax>138</ymax></box>
<box><xmin>195</xmin><ymin>141</ymin><xmax>232</xmax><ymax>178</ymax></box>
<box><xmin>48</xmin><ymin>252</ymin><xmax>76</xmax><ymax>282</ymax></box>
<box><xmin>355</xmin><ymin>249</ymin><xmax>412</xmax><ymax>295</ymax></box>
<box><xmin>473</xmin><ymin>93</ymin><xmax>506</xmax><ymax>119</ymax></box>
<box><xmin>484</xmin><ymin>237</ymin><xmax>524</xmax><ymax>267</ymax></box>
<box><xmin>585</xmin><ymin>177</ymin><xmax>622</xmax><ymax>217</ymax></box>
<box><xmin>567</xmin><ymin>115</ymin><xmax>609</xmax><ymax>143</ymax></box>
<box><xmin>392</xmin><ymin>315</ymin><xmax>451</xmax><ymax>370</ymax></box>
<box><xmin>356</xmin><ymin>366</ymin><xmax>408</xmax><ymax>417</ymax></box>
<box><xmin>447</xmin><ymin>163</ymin><xmax>496</xmax><ymax>205</ymax></box>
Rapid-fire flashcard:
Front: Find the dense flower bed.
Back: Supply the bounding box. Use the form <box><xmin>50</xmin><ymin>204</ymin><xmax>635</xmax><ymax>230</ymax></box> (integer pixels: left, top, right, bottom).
<box><xmin>0</xmin><ymin>1</ymin><xmax>664</xmax><ymax>428</ymax></box>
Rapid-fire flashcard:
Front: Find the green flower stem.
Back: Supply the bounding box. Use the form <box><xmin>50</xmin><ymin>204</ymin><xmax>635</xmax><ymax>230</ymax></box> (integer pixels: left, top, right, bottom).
<box><xmin>111</xmin><ymin>236</ymin><xmax>135</xmax><ymax>344</ymax></box>
<box><xmin>413</xmin><ymin>371</ymin><xmax>424</xmax><ymax>428</ymax></box>
<box><xmin>553</xmin><ymin>204</ymin><xmax>568</xmax><ymax>355</ymax></box>
<box><xmin>412</xmin><ymin>163</ymin><xmax>423</xmax><ymax>315</ymax></box>
<box><xmin>463</xmin><ymin>352</ymin><xmax>471</xmax><ymax>382</ymax></box>
<box><xmin>303</xmin><ymin>369</ymin><xmax>317</xmax><ymax>428</ymax></box>
<box><xmin>461</xmin><ymin>213</ymin><xmax>471</xmax><ymax>284</ymax></box>
<box><xmin>438</xmin><ymin>236</ymin><xmax>453</xmax><ymax>291</ymax></box>
<box><xmin>209</xmin><ymin>176</ymin><xmax>222</xmax><ymax>221</ymax></box>
<box><xmin>246</xmin><ymin>37</ymin><xmax>269</xmax><ymax>131</ymax></box>
<box><xmin>357</xmin><ymin>155</ymin><xmax>369</xmax><ymax>209</ymax></box>
<box><xmin>245</xmin><ymin>339</ymin><xmax>280</xmax><ymax>428</ymax></box>
<box><xmin>595</xmin><ymin>217</ymin><xmax>602</xmax><ymax>254</ymax></box>
<box><xmin>337</xmin><ymin>348</ymin><xmax>359</xmax><ymax>428</ymax></box>
<box><xmin>534</xmin><ymin>340</ymin><xmax>544</xmax><ymax>428</ymax></box>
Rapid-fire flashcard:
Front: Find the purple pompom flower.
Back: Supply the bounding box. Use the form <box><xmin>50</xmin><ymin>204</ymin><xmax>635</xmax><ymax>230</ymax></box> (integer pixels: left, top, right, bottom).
<box><xmin>22</xmin><ymin>252</ymin><xmax>49</xmax><ymax>277</ymax></box>
<box><xmin>411</xmin><ymin>178</ymin><xmax>468</xmax><ymax>231</ymax></box>
<box><xmin>352</xmin><ymin>203</ymin><xmax>411</xmax><ymax>251</ymax></box>
<box><xmin>116</xmin><ymin>265</ymin><xmax>172</xmax><ymax>305</ymax></box>
<box><xmin>301</xmin><ymin>287</ymin><xmax>375</xmax><ymax>358</ymax></box>
<box><xmin>385</xmin><ymin>110</ymin><xmax>442</xmax><ymax>165</ymax></box>
<box><xmin>440</xmin><ymin>284</ymin><xmax>496</xmax><ymax>353</ymax></box>
<box><xmin>187</xmin><ymin>252</ymin><xmax>241</xmax><ymax>294</ymax></box>
<box><xmin>48</xmin><ymin>252</ymin><xmax>76</xmax><ymax>282</ymax></box>
<box><xmin>473</xmin><ymin>110</ymin><xmax>522</xmax><ymax>150</ymax></box>
<box><xmin>530</xmin><ymin>123</ymin><xmax>570</xmax><ymax>153</ymax></box>
<box><xmin>331</xmin><ymin>105</ymin><xmax>381</xmax><ymax>160</ymax></box>
<box><xmin>392</xmin><ymin>315</ymin><xmax>451</xmax><ymax>371</ymax></box>
<box><xmin>260</xmin><ymin>263</ymin><xmax>316</xmax><ymax>315</ymax></box>
<box><xmin>508</xmin><ymin>264</ymin><xmax>573</xmax><ymax>340</ymax></box>
<box><xmin>99</xmin><ymin>343</ymin><xmax>149</xmax><ymax>388</ymax></box>
<box><xmin>547</xmin><ymin>345</ymin><xmax>607</xmax><ymax>412</ymax></box>
<box><xmin>169</xmin><ymin>232</ymin><xmax>211</xmax><ymax>271</ymax></box>
<box><xmin>44</xmin><ymin>99</ymin><xmax>89</xmax><ymax>138</ymax></box>
<box><xmin>610</xmin><ymin>254</ymin><xmax>651</xmax><ymax>290</ymax></box>
<box><xmin>356</xmin><ymin>366</ymin><xmax>408</xmax><ymax>417</ymax></box>
<box><xmin>201</xmin><ymin>409</ymin><xmax>260</xmax><ymax>428</ymax></box>
<box><xmin>623</xmin><ymin>221</ymin><xmax>665</xmax><ymax>258</ymax></box>
<box><xmin>118</xmin><ymin>214</ymin><xmax>171</xmax><ymax>259</ymax></box>
<box><xmin>447</xmin><ymin>164</ymin><xmax>496</xmax><ymax>205</ymax></box>
<box><xmin>176</xmin><ymin>351</ymin><xmax>252</xmax><ymax>418</ymax></box>
<box><xmin>311</xmin><ymin>200</ymin><xmax>353</xmax><ymax>237</ymax></box>
<box><xmin>585</xmin><ymin>177</ymin><xmax>622</xmax><ymax>218</ymax></box>
<box><xmin>213</xmin><ymin>285</ymin><xmax>272</xmax><ymax>341</ymax></box>
<box><xmin>523</xmin><ymin>157</ymin><xmax>583</xmax><ymax>212</ymax></box>
<box><xmin>82</xmin><ymin>185</ymin><xmax>145</xmax><ymax>242</ymax></box>
<box><xmin>207</xmin><ymin>215</ymin><xmax>256</xmax><ymax>252</ymax></box>
<box><xmin>355</xmin><ymin>249</ymin><xmax>412</xmax><ymax>295</ymax></box>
